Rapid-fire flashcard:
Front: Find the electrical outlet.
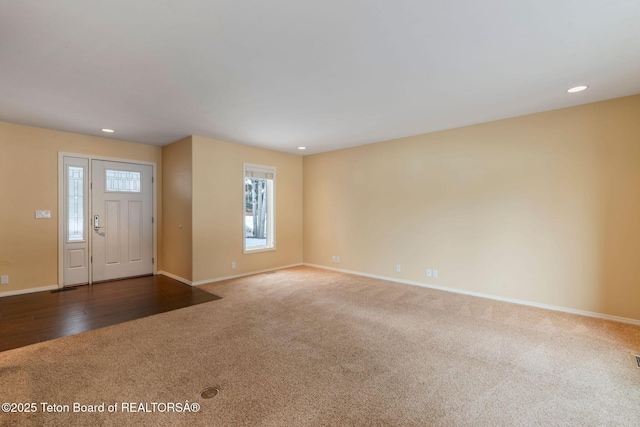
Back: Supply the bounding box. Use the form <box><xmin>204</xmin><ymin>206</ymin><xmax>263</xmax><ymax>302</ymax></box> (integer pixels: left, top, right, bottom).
<box><xmin>426</xmin><ymin>269</ymin><xmax>432</xmax><ymax>278</ymax></box>
<box><xmin>433</xmin><ymin>269</ymin><xmax>438</xmax><ymax>278</ymax></box>
<box><xmin>336</xmin><ymin>256</ymin><xmax>340</xmax><ymax>263</ymax></box>
<box><xmin>1</xmin><ymin>275</ymin><xmax>8</xmax><ymax>285</ymax></box>
<box><xmin>231</xmin><ymin>261</ymin><xmax>236</xmax><ymax>269</ymax></box>
<box><xmin>396</xmin><ymin>264</ymin><xmax>401</xmax><ymax>273</ymax></box>
<box><xmin>331</xmin><ymin>256</ymin><xmax>336</xmax><ymax>263</ymax></box>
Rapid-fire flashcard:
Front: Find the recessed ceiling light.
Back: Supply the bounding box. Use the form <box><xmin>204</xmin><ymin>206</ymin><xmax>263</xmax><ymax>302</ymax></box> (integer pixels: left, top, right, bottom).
<box><xmin>567</xmin><ymin>85</ymin><xmax>588</xmax><ymax>93</ymax></box>
<box><xmin>101</xmin><ymin>128</ymin><xmax>115</xmax><ymax>133</ymax></box>
<box><xmin>298</xmin><ymin>146</ymin><xmax>306</xmax><ymax>150</ymax></box>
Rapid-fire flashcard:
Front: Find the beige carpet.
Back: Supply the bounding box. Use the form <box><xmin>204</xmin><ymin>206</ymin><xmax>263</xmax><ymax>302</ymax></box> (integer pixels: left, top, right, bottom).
<box><xmin>1</xmin><ymin>266</ymin><xmax>639</xmax><ymax>426</ymax></box>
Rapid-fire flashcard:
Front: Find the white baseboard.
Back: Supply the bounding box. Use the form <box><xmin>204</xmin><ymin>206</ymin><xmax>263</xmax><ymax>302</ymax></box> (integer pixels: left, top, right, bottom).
<box><xmin>303</xmin><ymin>263</ymin><xmax>640</xmax><ymax>327</ymax></box>
<box><xmin>159</xmin><ymin>263</ymin><xmax>304</xmax><ymax>287</ymax></box>
<box><xmin>157</xmin><ymin>271</ymin><xmax>193</xmax><ymax>286</ymax></box>
<box><xmin>0</xmin><ymin>285</ymin><xmax>59</xmax><ymax>298</ymax></box>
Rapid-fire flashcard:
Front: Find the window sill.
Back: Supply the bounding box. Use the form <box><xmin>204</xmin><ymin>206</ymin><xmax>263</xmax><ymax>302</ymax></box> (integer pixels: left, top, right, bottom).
<box><xmin>243</xmin><ymin>246</ymin><xmax>276</xmax><ymax>254</ymax></box>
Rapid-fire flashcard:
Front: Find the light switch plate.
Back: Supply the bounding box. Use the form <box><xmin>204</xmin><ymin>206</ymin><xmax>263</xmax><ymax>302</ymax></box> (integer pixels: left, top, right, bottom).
<box><xmin>35</xmin><ymin>210</ymin><xmax>51</xmax><ymax>219</ymax></box>
<box><xmin>1</xmin><ymin>275</ymin><xmax>8</xmax><ymax>285</ymax></box>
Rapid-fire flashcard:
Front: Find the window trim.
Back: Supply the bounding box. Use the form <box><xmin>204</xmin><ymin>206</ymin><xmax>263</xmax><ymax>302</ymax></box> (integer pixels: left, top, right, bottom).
<box><xmin>243</xmin><ymin>163</ymin><xmax>276</xmax><ymax>254</ymax></box>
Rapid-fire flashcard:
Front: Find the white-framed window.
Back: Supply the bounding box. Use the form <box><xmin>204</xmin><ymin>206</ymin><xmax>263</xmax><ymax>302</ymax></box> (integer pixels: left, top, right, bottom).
<box><xmin>244</xmin><ymin>163</ymin><xmax>275</xmax><ymax>253</ymax></box>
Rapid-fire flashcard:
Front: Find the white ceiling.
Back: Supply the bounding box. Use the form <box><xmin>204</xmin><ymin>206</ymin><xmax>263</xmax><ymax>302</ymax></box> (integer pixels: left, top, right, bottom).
<box><xmin>1</xmin><ymin>1</ymin><xmax>639</xmax><ymax>155</ymax></box>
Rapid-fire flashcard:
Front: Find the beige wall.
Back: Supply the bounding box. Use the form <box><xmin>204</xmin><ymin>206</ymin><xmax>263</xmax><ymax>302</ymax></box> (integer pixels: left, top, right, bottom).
<box><xmin>162</xmin><ymin>137</ymin><xmax>193</xmax><ymax>281</ymax></box>
<box><xmin>304</xmin><ymin>95</ymin><xmax>640</xmax><ymax>321</ymax></box>
<box><xmin>0</xmin><ymin>121</ymin><xmax>162</xmax><ymax>294</ymax></box>
<box><xmin>4</xmin><ymin>95</ymin><xmax>639</xmax><ymax>322</ymax></box>
<box><xmin>192</xmin><ymin>136</ymin><xmax>303</xmax><ymax>282</ymax></box>
<box><xmin>0</xmin><ymin>121</ymin><xmax>302</xmax><ymax>292</ymax></box>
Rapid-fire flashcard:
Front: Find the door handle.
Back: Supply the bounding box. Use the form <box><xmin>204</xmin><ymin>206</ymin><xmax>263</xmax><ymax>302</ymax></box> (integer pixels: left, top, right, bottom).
<box><xmin>94</xmin><ymin>215</ymin><xmax>105</xmax><ymax>232</ymax></box>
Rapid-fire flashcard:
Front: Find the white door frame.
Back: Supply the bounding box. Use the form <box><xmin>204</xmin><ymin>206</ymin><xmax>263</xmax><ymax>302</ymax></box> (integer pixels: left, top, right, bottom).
<box><xmin>57</xmin><ymin>152</ymin><xmax>158</xmax><ymax>287</ymax></box>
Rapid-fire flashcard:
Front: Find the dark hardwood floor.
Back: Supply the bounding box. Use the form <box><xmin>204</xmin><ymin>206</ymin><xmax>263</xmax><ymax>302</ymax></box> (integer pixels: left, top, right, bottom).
<box><xmin>0</xmin><ymin>275</ymin><xmax>221</xmax><ymax>353</ymax></box>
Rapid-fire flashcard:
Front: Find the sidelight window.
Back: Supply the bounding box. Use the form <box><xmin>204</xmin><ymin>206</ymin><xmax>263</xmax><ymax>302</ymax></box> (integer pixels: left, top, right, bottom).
<box><xmin>68</xmin><ymin>166</ymin><xmax>84</xmax><ymax>241</ymax></box>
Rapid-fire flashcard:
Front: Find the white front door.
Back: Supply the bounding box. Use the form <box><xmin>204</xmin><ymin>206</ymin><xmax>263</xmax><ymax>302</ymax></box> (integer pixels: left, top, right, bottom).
<box><xmin>91</xmin><ymin>160</ymin><xmax>153</xmax><ymax>282</ymax></box>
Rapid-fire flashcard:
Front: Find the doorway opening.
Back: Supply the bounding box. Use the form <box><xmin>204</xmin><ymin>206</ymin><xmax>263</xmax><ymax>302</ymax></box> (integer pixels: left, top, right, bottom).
<box><xmin>58</xmin><ymin>154</ymin><xmax>157</xmax><ymax>287</ymax></box>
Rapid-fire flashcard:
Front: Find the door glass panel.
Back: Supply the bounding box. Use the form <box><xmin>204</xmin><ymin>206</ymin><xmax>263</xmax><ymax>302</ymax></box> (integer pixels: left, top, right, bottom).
<box><xmin>105</xmin><ymin>170</ymin><xmax>141</xmax><ymax>193</ymax></box>
<box><xmin>68</xmin><ymin>166</ymin><xmax>84</xmax><ymax>241</ymax></box>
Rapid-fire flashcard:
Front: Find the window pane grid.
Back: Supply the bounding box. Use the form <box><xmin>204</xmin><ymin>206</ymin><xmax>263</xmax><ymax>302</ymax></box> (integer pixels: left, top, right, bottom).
<box><xmin>68</xmin><ymin>166</ymin><xmax>84</xmax><ymax>241</ymax></box>
<box><xmin>106</xmin><ymin>170</ymin><xmax>141</xmax><ymax>193</ymax></box>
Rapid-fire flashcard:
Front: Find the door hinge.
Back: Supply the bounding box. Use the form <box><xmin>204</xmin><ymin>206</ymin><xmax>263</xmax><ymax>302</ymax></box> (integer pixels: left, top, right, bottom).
<box><xmin>152</xmin><ymin>258</ymin><xmax>155</xmax><ymax>265</ymax></box>
<box><xmin>152</xmin><ymin>176</ymin><xmax>154</xmax><ymax>184</ymax></box>
<box><xmin>90</xmin><ymin>256</ymin><xmax>93</xmax><ymax>263</ymax></box>
<box><xmin>90</xmin><ymin>182</ymin><xmax>93</xmax><ymax>190</ymax></box>
<box><xmin>152</xmin><ymin>217</ymin><xmax>154</xmax><ymax>224</ymax></box>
